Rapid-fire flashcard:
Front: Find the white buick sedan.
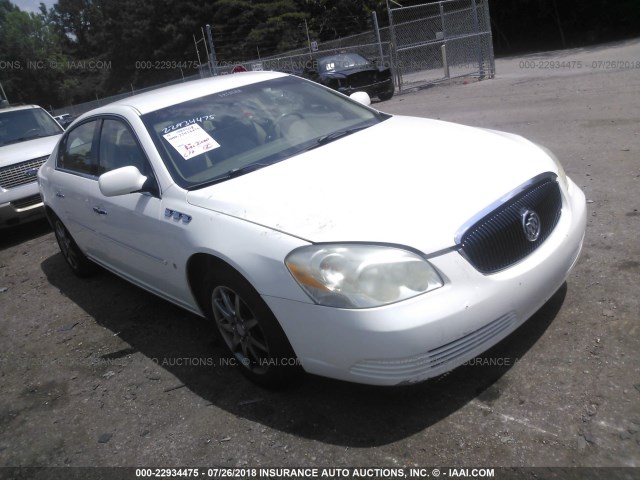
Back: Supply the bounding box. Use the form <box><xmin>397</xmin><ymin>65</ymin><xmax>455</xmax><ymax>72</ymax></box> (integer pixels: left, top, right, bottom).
<box><xmin>38</xmin><ymin>72</ymin><xmax>586</xmax><ymax>387</ymax></box>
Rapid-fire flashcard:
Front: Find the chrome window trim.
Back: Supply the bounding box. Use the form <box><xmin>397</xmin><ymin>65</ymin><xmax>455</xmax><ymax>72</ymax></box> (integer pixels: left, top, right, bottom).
<box><xmin>55</xmin><ymin>114</ymin><xmax>161</xmax><ymax>197</ymax></box>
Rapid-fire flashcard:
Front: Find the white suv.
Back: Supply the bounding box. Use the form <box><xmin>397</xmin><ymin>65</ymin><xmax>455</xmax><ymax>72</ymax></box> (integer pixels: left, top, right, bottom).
<box><xmin>0</xmin><ymin>105</ymin><xmax>64</xmax><ymax>228</ymax></box>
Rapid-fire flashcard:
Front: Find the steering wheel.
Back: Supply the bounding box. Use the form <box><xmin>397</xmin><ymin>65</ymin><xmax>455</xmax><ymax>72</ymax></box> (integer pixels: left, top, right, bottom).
<box><xmin>265</xmin><ymin>112</ymin><xmax>305</xmax><ymax>142</ymax></box>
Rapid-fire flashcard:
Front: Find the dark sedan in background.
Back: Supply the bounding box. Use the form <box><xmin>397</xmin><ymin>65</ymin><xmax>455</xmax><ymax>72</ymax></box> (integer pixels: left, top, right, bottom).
<box><xmin>304</xmin><ymin>52</ymin><xmax>395</xmax><ymax>101</ymax></box>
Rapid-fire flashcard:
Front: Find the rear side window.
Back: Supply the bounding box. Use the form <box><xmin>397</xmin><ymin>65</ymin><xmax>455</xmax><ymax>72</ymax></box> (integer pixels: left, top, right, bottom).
<box><xmin>58</xmin><ymin>120</ymin><xmax>99</xmax><ymax>176</ymax></box>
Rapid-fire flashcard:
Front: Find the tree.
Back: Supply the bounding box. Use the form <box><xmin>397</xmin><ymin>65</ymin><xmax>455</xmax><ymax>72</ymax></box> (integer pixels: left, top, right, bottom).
<box><xmin>210</xmin><ymin>0</ymin><xmax>306</xmax><ymax>61</ymax></box>
<box><xmin>48</xmin><ymin>0</ymin><xmax>103</xmax><ymax>59</ymax></box>
<box><xmin>0</xmin><ymin>4</ymin><xmax>67</xmax><ymax>106</ymax></box>
<box><xmin>3</xmin><ymin>0</ymin><xmax>640</xmax><ymax>108</ymax></box>
<box><xmin>0</xmin><ymin>0</ymin><xmax>18</xmax><ymax>21</ymax></box>
<box><xmin>299</xmin><ymin>0</ymin><xmax>385</xmax><ymax>41</ymax></box>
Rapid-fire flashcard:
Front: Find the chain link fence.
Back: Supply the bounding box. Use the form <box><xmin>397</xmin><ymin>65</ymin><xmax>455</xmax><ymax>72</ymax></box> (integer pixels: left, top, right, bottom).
<box><xmin>209</xmin><ymin>25</ymin><xmax>395</xmax><ymax>77</ymax></box>
<box><xmin>215</xmin><ymin>0</ymin><xmax>495</xmax><ymax>92</ymax></box>
<box><xmin>389</xmin><ymin>0</ymin><xmax>494</xmax><ymax>91</ymax></box>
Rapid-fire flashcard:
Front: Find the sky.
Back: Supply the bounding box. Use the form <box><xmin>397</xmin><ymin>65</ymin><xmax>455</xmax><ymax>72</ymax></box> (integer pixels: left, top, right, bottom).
<box><xmin>13</xmin><ymin>0</ymin><xmax>57</xmax><ymax>13</ymax></box>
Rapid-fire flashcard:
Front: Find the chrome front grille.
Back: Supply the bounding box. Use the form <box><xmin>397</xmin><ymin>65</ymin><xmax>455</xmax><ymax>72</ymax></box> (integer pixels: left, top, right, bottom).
<box><xmin>458</xmin><ymin>174</ymin><xmax>562</xmax><ymax>274</ymax></box>
<box><xmin>11</xmin><ymin>194</ymin><xmax>42</xmax><ymax>210</ymax></box>
<box><xmin>0</xmin><ymin>156</ymin><xmax>47</xmax><ymax>190</ymax></box>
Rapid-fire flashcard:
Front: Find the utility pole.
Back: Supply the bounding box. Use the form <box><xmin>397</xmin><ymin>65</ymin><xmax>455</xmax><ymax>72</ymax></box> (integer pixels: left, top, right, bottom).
<box><xmin>372</xmin><ymin>11</ymin><xmax>384</xmax><ymax>63</ymax></box>
<box><xmin>205</xmin><ymin>24</ymin><xmax>219</xmax><ymax>76</ymax></box>
<box><xmin>386</xmin><ymin>0</ymin><xmax>402</xmax><ymax>92</ymax></box>
<box><xmin>193</xmin><ymin>33</ymin><xmax>206</xmax><ymax>77</ymax></box>
<box><xmin>304</xmin><ymin>18</ymin><xmax>311</xmax><ymax>54</ymax></box>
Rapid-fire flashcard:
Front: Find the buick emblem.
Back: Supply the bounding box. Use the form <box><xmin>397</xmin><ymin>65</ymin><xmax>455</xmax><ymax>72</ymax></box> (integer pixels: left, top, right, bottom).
<box><xmin>521</xmin><ymin>209</ymin><xmax>541</xmax><ymax>242</ymax></box>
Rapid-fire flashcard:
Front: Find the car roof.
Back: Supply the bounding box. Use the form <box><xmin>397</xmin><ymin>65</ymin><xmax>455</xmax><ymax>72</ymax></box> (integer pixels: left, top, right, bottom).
<box><xmin>106</xmin><ymin>71</ymin><xmax>289</xmax><ymax>116</ymax></box>
<box><xmin>0</xmin><ymin>104</ymin><xmax>46</xmax><ymax>113</ymax></box>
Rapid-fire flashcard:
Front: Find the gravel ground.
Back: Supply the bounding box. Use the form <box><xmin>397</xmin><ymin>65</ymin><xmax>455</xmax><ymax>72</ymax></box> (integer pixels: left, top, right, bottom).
<box><xmin>1</xmin><ymin>39</ymin><xmax>639</xmax><ymax>473</ymax></box>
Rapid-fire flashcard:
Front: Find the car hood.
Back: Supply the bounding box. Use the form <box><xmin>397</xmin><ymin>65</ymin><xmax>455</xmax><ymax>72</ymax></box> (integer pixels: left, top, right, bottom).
<box><xmin>187</xmin><ymin>116</ymin><xmax>559</xmax><ymax>253</ymax></box>
<box><xmin>0</xmin><ymin>135</ymin><xmax>61</xmax><ymax>167</ymax></box>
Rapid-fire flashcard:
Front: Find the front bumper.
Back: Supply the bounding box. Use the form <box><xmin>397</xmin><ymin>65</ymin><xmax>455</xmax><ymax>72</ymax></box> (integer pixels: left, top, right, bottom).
<box><xmin>339</xmin><ymin>78</ymin><xmax>394</xmax><ymax>98</ymax></box>
<box><xmin>264</xmin><ymin>177</ymin><xmax>587</xmax><ymax>386</ymax></box>
<box><xmin>0</xmin><ymin>182</ymin><xmax>45</xmax><ymax>228</ymax></box>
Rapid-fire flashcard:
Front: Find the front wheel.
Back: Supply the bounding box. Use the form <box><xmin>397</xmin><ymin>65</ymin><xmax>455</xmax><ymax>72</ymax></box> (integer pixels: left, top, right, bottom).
<box><xmin>206</xmin><ymin>267</ymin><xmax>301</xmax><ymax>387</ymax></box>
<box><xmin>378</xmin><ymin>89</ymin><xmax>394</xmax><ymax>101</ymax></box>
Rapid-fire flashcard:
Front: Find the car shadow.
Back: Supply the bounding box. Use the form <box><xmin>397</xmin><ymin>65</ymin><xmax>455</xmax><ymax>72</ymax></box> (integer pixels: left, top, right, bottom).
<box><xmin>0</xmin><ymin>218</ymin><xmax>51</xmax><ymax>251</ymax></box>
<box><xmin>41</xmin><ymin>252</ymin><xmax>566</xmax><ymax>447</ymax></box>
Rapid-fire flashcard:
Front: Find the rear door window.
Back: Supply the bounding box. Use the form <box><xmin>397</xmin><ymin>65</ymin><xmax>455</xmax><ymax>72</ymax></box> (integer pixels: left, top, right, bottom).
<box><xmin>58</xmin><ymin>120</ymin><xmax>100</xmax><ymax>176</ymax></box>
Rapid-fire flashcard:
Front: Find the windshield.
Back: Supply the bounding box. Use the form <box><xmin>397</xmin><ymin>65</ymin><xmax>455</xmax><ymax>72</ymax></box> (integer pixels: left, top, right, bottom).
<box><xmin>0</xmin><ymin>107</ymin><xmax>63</xmax><ymax>146</ymax></box>
<box><xmin>319</xmin><ymin>53</ymin><xmax>370</xmax><ymax>73</ymax></box>
<box><xmin>142</xmin><ymin>75</ymin><xmax>387</xmax><ymax>189</ymax></box>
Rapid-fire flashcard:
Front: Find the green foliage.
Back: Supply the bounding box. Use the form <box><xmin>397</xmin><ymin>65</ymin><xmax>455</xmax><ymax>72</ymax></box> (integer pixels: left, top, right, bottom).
<box><xmin>0</xmin><ymin>4</ymin><xmax>68</xmax><ymax>106</ymax></box>
<box><xmin>299</xmin><ymin>0</ymin><xmax>385</xmax><ymax>41</ymax></box>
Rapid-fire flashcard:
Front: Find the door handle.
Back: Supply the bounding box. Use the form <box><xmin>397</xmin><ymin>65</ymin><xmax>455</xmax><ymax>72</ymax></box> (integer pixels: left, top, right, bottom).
<box><xmin>92</xmin><ymin>207</ymin><xmax>107</xmax><ymax>215</ymax></box>
<box><xmin>55</xmin><ymin>192</ymin><xmax>65</xmax><ymax>198</ymax></box>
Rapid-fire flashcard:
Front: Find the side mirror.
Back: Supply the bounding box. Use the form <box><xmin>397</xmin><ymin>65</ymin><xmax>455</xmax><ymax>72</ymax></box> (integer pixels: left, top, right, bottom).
<box><xmin>99</xmin><ymin>166</ymin><xmax>147</xmax><ymax>197</ymax></box>
<box><xmin>350</xmin><ymin>91</ymin><xmax>371</xmax><ymax>106</ymax></box>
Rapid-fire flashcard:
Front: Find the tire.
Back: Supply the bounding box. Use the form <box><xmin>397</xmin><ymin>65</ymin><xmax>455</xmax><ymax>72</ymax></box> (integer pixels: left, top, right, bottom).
<box><xmin>52</xmin><ymin>215</ymin><xmax>96</xmax><ymax>277</ymax></box>
<box><xmin>378</xmin><ymin>89</ymin><xmax>394</xmax><ymax>101</ymax></box>
<box><xmin>205</xmin><ymin>266</ymin><xmax>302</xmax><ymax>387</ymax></box>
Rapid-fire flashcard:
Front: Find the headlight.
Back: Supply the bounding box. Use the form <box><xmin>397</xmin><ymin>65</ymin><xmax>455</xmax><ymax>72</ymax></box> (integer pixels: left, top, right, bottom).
<box><xmin>285</xmin><ymin>244</ymin><xmax>443</xmax><ymax>308</ymax></box>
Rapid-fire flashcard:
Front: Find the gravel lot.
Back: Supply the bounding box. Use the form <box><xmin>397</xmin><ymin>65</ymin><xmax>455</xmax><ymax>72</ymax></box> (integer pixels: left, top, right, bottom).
<box><xmin>1</xmin><ymin>39</ymin><xmax>639</xmax><ymax>473</ymax></box>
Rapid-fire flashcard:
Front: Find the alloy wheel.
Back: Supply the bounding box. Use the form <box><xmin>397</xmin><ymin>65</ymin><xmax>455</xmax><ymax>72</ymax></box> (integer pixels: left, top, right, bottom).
<box><xmin>211</xmin><ymin>285</ymin><xmax>270</xmax><ymax>374</ymax></box>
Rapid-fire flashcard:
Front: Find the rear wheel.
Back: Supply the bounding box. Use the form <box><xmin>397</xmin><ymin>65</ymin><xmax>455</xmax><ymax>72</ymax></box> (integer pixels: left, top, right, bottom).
<box><xmin>53</xmin><ymin>216</ymin><xmax>96</xmax><ymax>277</ymax></box>
<box><xmin>205</xmin><ymin>266</ymin><xmax>301</xmax><ymax>387</ymax></box>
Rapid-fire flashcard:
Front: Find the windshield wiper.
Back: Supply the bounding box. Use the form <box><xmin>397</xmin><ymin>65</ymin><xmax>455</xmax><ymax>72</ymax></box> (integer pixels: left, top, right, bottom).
<box><xmin>13</xmin><ymin>135</ymin><xmax>40</xmax><ymax>142</ymax></box>
<box><xmin>190</xmin><ymin>162</ymin><xmax>273</xmax><ymax>189</ymax></box>
<box><xmin>292</xmin><ymin>125</ymin><xmax>372</xmax><ymax>156</ymax></box>
<box><xmin>227</xmin><ymin>162</ymin><xmax>272</xmax><ymax>178</ymax></box>
<box><xmin>316</xmin><ymin>125</ymin><xmax>370</xmax><ymax>146</ymax></box>
<box><xmin>7</xmin><ymin>132</ymin><xmax>60</xmax><ymax>144</ymax></box>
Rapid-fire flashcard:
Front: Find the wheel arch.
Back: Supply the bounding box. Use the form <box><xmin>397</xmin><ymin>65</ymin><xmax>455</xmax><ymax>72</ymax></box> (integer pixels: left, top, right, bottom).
<box><xmin>43</xmin><ymin>204</ymin><xmax>58</xmax><ymax>228</ymax></box>
<box><xmin>186</xmin><ymin>252</ymin><xmax>253</xmax><ymax>319</ymax></box>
